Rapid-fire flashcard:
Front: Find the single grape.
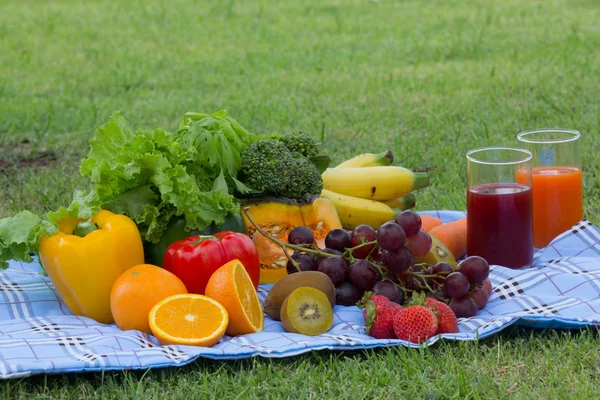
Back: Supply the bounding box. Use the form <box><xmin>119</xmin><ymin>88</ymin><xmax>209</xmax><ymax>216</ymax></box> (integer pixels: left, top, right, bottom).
<box><xmin>404</xmin><ymin>231</ymin><xmax>433</xmax><ymax>257</ymax></box>
<box><xmin>288</xmin><ymin>226</ymin><xmax>314</xmax><ymax>245</ymax></box>
<box><xmin>394</xmin><ymin>210</ymin><xmax>422</xmax><ymax>237</ymax></box>
<box><xmin>370</xmin><ymin>248</ymin><xmax>384</xmax><ymax>264</ymax></box>
<box><xmin>458</xmin><ymin>256</ymin><xmax>490</xmax><ymax>284</ymax></box>
<box><xmin>449</xmin><ymin>296</ymin><xmax>479</xmax><ymax>318</ymax></box>
<box><xmin>376</xmin><ymin>221</ymin><xmax>407</xmax><ymax>252</ymax></box>
<box><xmin>431</xmin><ymin>262</ymin><xmax>454</xmax><ymax>285</ymax></box>
<box><xmin>335</xmin><ymin>282</ymin><xmax>362</xmax><ymax>306</ymax></box>
<box><xmin>347</xmin><ymin>259</ymin><xmax>380</xmax><ymax>293</ymax></box>
<box><xmin>467</xmin><ymin>286</ymin><xmax>489</xmax><ymax>310</ymax></box>
<box><xmin>373</xmin><ymin>280</ymin><xmax>404</xmax><ymax>304</ymax></box>
<box><xmin>286</xmin><ymin>252</ymin><xmax>316</xmax><ymax>275</ymax></box>
<box><xmin>315</xmin><ymin>248</ymin><xmax>343</xmax><ymax>265</ymax></box>
<box><xmin>443</xmin><ymin>272</ymin><xmax>470</xmax><ymax>298</ymax></box>
<box><xmin>482</xmin><ymin>279</ymin><xmax>493</xmax><ymax>297</ymax></box>
<box><xmin>325</xmin><ymin>228</ymin><xmax>352</xmax><ymax>252</ymax></box>
<box><xmin>317</xmin><ymin>257</ymin><xmax>348</xmax><ymax>286</ymax></box>
<box><xmin>381</xmin><ymin>247</ymin><xmax>413</xmax><ymax>274</ymax></box>
<box><xmin>350</xmin><ymin>225</ymin><xmax>377</xmax><ymax>259</ymax></box>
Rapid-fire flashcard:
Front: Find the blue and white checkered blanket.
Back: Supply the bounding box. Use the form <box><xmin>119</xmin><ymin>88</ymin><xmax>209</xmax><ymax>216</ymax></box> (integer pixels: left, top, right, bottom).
<box><xmin>1</xmin><ymin>210</ymin><xmax>599</xmax><ymax>379</ymax></box>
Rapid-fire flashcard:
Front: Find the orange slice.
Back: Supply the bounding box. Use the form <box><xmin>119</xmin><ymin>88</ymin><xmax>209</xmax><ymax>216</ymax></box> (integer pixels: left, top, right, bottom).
<box><xmin>205</xmin><ymin>259</ymin><xmax>264</xmax><ymax>336</ymax></box>
<box><xmin>148</xmin><ymin>294</ymin><xmax>229</xmax><ymax>347</ymax></box>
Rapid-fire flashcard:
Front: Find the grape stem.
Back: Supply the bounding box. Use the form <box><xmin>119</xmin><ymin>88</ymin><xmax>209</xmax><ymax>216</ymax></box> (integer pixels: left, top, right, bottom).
<box><xmin>241</xmin><ymin>207</ymin><xmax>300</xmax><ymax>271</ymax></box>
<box><xmin>243</xmin><ymin>207</ymin><xmax>448</xmax><ymax>301</ymax></box>
<box><xmin>242</xmin><ymin>207</ymin><xmax>376</xmax><ymax>263</ymax></box>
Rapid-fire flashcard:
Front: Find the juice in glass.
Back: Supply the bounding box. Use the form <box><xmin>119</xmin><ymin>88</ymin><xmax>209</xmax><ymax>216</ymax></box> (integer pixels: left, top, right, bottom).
<box><xmin>517</xmin><ymin>129</ymin><xmax>582</xmax><ymax>248</ymax></box>
<box><xmin>467</xmin><ymin>183</ymin><xmax>533</xmax><ymax>269</ymax></box>
<box><xmin>516</xmin><ymin>167</ymin><xmax>582</xmax><ymax>248</ymax></box>
<box><xmin>466</xmin><ymin>147</ymin><xmax>533</xmax><ymax>269</ymax></box>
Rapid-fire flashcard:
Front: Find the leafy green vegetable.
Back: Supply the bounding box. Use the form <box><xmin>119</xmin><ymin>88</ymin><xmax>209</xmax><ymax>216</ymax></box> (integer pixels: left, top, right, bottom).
<box><xmin>47</xmin><ymin>190</ymin><xmax>101</xmax><ymax>225</ymax></box>
<box><xmin>178</xmin><ymin>110</ymin><xmax>259</xmax><ymax>195</ymax></box>
<box><xmin>74</xmin><ymin>110</ymin><xmax>257</xmax><ymax>243</ymax></box>
<box><xmin>0</xmin><ymin>211</ymin><xmax>57</xmax><ymax>268</ymax></box>
<box><xmin>0</xmin><ymin>109</ymin><xmax>262</xmax><ymax>268</ymax></box>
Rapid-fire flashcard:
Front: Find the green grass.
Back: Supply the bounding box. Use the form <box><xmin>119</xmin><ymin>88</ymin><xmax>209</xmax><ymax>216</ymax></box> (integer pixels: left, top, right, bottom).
<box><xmin>1</xmin><ymin>0</ymin><xmax>599</xmax><ymax>397</ymax></box>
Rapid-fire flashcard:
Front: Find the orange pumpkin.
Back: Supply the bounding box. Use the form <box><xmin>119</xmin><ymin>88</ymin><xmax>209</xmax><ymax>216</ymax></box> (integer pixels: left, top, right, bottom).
<box><xmin>242</xmin><ymin>195</ymin><xmax>343</xmax><ymax>284</ymax></box>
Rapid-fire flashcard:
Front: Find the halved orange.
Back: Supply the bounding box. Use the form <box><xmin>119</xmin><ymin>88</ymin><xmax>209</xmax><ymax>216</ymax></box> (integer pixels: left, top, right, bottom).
<box><xmin>148</xmin><ymin>294</ymin><xmax>229</xmax><ymax>347</ymax></box>
<box><xmin>205</xmin><ymin>259</ymin><xmax>264</xmax><ymax>336</ymax></box>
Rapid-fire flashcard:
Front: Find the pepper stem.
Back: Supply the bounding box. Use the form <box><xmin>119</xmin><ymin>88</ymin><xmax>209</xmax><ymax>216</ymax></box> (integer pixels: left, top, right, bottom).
<box><xmin>73</xmin><ymin>221</ymin><xmax>98</xmax><ymax>237</ymax></box>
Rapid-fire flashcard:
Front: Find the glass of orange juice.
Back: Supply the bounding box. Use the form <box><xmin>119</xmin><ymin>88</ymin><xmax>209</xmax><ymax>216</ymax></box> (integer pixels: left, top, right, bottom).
<box><xmin>516</xmin><ymin>129</ymin><xmax>583</xmax><ymax>248</ymax></box>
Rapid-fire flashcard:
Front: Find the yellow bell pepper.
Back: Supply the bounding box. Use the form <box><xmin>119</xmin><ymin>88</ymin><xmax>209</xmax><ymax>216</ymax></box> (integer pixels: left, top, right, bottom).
<box><xmin>39</xmin><ymin>210</ymin><xmax>145</xmax><ymax>324</ymax></box>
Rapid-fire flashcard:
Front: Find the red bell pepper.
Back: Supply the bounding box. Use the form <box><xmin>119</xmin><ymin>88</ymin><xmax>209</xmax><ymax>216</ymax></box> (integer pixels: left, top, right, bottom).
<box><xmin>163</xmin><ymin>231</ymin><xmax>260</xmax><ymax>295</ymax></box>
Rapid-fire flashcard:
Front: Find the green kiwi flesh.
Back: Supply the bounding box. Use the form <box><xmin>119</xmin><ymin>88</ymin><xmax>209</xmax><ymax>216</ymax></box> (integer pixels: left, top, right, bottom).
<box><xmin>263</xmin><ymin>271</ymin><xmax>336</xmax><ymax>321</ymax></box>
<box><xmin>280</xmin><ymin>287</ymin><xmax>334</xmax><ymax>336</ymax></box>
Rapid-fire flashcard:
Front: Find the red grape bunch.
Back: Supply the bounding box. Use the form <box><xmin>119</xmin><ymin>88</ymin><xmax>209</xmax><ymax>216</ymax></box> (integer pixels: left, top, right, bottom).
<box><xmin>283</xmin><ymin>211</ymin><xmax>492</xmax><ymax>319</ymax></box>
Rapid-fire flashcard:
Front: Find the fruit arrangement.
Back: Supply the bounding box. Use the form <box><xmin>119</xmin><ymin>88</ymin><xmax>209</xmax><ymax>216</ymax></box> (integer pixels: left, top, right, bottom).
<box><xmin>244</xmin><ymin>207</ymin><xmax>493</xmax><ymax>341</ymax></box>
<box><xmin>0</xmin><ymin>107</ymin><xmax>494</xmax><ymax>348</ymax></box>
<box><xmin>112</xmin><ymin>258</ymin><xmax>264</xmax><ymax>347</ymax></box>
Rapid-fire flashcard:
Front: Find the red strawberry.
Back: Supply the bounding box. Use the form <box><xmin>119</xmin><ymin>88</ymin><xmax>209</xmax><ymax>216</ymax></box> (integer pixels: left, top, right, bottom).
<box><xmin>357</xmin><ymin>292</ymin><xmax>390</xmax><ymax>309</ymax></box>
<box><xmin>482</xmin><ymin>279</ymin><xmax>493</xmax><ymax>297</ymax></box>
<box><xmin>426</xmin><ymin>298</ymin><xmax>459</xmax><ymax>334</ymax></box>
<box><xmin>393</xmin><ymin>305</ymin><xmax>438</xmax><ymax>344</ymax></box>
<box><xmin>363</xmin><ymin>298</ymin><xmax>400</xmax><ymax>339</ymax></box>
<box><xmin>370</xmin><ymin>295</ymin><xmax>392</xmax><ymax>308</ymax></box>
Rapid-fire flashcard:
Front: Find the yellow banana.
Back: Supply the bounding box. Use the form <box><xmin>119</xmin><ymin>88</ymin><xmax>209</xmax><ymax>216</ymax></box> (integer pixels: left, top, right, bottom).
<box><xmin>321</xmin><ymin>189</ymin><xmax>398</xmax><ymax>230</ymax></box>
<box><xmin>321</xmin><ymin>166</ymin><xmax>429</xmax><ymax>201</ymax></box>
<box><xmin>382</xmin><ymin>193</ymin><xmax>416</xmax><ymax>211</ymax></box>
<box><xmin>335</xmin><ymin>150</ymin><xmax>394</xmax><ymax>168</ymax></box>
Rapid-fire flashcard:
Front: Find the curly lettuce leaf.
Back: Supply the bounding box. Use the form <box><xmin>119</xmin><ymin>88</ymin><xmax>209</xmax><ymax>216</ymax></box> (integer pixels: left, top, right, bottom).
<box><xmin>0</xmin><ymin>110</ymin><xmax>259</xmax><ymax>267</ymax></box>
<box><xmin>74</xmin><ymin>111</ymin><xmax>247</xmax><ymax>243</ymax></box>
<box><xmin>100</xmin><ymin>185</ymin><xmax>159</xmax><ymax>220</ymax></box>
<box><xmin>0</xmin><ymin>211</ymin><xmax>57</xmax><ymax>269</ymax></box>
<box><xmin>46</xmin><ymin>190</ymin><xmax>102</xmax><ymax>225</ymax></box>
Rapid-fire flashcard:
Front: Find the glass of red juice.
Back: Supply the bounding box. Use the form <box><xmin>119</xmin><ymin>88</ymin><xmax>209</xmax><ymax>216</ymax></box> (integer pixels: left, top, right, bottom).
<box><xmin>466</xmin><ymin>147</ymin><xmax>534</xmax><ymax>269</ymax></box>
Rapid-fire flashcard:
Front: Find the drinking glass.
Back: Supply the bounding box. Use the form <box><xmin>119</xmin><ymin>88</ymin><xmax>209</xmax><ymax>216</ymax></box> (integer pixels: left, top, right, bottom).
<box><xmin>466</xmin><ymin>147</ymin><xmax>533</xmax><ymax>269</ymax></box>
<box><xmin>516</xmin><ymin>129</ymin><xmax>583</xmax><ymax>249</ymax></box>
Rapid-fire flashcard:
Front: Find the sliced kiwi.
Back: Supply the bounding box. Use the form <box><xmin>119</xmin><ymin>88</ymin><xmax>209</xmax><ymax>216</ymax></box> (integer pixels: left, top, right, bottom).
<box><xmin>414</xmin><ymin>233</ymin><xmax>457</xmax><ymax>267</ymax></box>
<box><xmin>263</xmin><ymin>271</ymin><xmax>336</xmax><ymax>321</ymax></box>
<box><xmin>280</xmin><ymin>286</ymin><xmax>334</xmax><ymax>336</ymax></box>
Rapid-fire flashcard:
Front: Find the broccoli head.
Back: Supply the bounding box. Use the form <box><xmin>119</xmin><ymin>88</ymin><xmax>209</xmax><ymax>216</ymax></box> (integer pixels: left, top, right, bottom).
<box><xmin>279</xmin><ymin>130</ymin><xmax>319</xmax><ymax>158</ymax></box>
<box><xmin>240</xmin><ymin>139</ymin><xmax>323</xmax><ymax>199</ymax></box>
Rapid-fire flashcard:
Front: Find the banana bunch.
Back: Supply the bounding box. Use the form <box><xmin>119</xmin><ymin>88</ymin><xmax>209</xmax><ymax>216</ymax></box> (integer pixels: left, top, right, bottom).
<box><xmin>320</xmin><ymin>151</ymin><xmax>429</xmax><ymax>229</ymax></box>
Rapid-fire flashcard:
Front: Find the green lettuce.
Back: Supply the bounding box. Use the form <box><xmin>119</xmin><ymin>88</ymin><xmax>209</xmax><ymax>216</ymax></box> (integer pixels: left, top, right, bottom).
<box><xmin>0</xmin><ymin>211</ymin><xmax>57</xmax><ymax>268</ymax></box>
<box><xmin>0</xmin><ymin>110</ymin><xmax>261</xmax><ymax>268</ymax></box>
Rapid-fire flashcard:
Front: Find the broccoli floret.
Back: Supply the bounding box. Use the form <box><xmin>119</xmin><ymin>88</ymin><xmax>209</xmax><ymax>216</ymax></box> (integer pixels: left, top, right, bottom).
<box><xmin>283</xmin><ymin>152</ymin><xmax>323</xmax><ymax>198</ymax></box>
<box><xmin>240</xmin><ymin>140</ymin><xmax>323</xmax><ymax>199</ymax></box>
<box><xmin>279</xmin><ymin>131</ymin><xmax>319</xmax><ymax>158</ymax></box>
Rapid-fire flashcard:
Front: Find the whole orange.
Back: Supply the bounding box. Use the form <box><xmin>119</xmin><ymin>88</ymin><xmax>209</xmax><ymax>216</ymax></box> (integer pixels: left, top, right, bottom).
<box><xmin>110</xmin><ymin>264</ymin><xmax>188</xmax><ymax>334</ymax></box>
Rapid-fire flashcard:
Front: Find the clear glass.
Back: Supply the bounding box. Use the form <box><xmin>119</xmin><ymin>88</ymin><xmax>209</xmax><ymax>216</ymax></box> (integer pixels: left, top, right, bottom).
<box><xmin>466</xmin><ymin>147</ymin><xmax>533</xmax><ymax>269</ymax></box>
<box><xmin>516</xmin><ymin>129</ymin><xmax>583</xmax><ymax>248</ymax></box>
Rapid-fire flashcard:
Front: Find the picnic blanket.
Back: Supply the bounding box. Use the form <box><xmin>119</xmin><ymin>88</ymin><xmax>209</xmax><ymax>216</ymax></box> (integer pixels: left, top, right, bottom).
<box><xmin>1</xmin><ymin>210</ymin><xmax>600</xmax><ymax>379</ymax></box>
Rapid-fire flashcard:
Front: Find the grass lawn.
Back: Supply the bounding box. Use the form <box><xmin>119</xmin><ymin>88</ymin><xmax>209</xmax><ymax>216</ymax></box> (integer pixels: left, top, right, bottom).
<box><xmin>1</xmin><ymin>0</ymin><xmax>599</xmax><ymax>397</ymax></box>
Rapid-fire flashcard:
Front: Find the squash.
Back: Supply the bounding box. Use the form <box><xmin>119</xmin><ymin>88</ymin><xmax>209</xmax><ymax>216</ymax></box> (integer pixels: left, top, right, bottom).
<box><xmin>241</xmin><ymin>195</ymin><xmax>343</xmax><ymax>284</ymax></box>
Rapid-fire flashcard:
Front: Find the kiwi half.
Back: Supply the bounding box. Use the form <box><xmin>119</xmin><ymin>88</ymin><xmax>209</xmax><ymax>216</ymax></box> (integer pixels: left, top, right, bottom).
<box><xmin>263</xmin><ymin>271</ymin><xmax>336</xmax><ymax>321</ymax></box>
<box><xmin>413</xmin><ymin>233</ymin><xmax>457</xmax><ymax>268</ymax></box>
<box><xmin>280</xmin><ymin>287</ymin><xmax>334</xmax><ymax>336</ymax></box>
